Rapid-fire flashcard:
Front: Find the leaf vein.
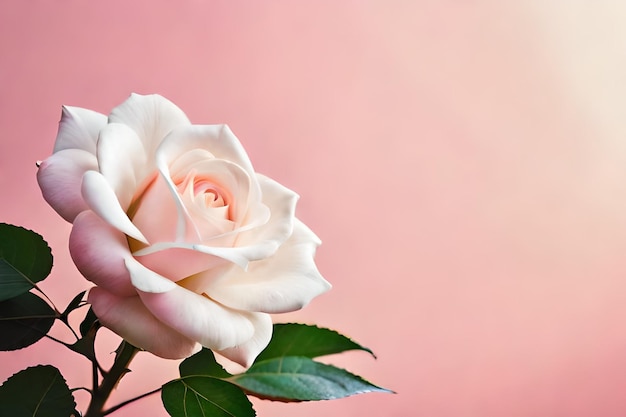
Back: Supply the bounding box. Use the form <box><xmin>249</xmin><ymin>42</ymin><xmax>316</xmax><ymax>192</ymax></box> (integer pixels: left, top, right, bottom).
<box><xmin>32</xmin><ymin>371</ymin><xmax>57</xmax><ymax>417</ymax></box>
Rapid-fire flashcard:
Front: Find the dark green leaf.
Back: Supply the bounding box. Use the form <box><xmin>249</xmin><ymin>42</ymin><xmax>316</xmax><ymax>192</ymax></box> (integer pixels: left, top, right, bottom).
<box><xmin>162</xmin><ymin>377</ymin><xmax>255</xmax><ymax>417</ymax></box>
<box><xmin>60</xmin><ymin>290</ymin><xmax>86</xmax><ymax>320</ymax></box>
<box><xmin>0</xmin><ymin>365</ymin><xmax>76</xmax><ymax>417</ymax></box>
<box><xmin>0</xmin><ymin>292</ymin><xmax>56</xmax><ymax>351</ymax></box>
<box><xmin>179</xmin><ymin>348</ymin><xmax>231</xmax><ymax>378</ymax></box>
<box><xmin>229</xmin><ymin>356</ymin><xmax>392</xmax><ymax>402</ymax></box>
<box><xmin>0</xmin><ymin>223</ymin><xmax>53</xmax><ymax>302</ymax></box>
<box><xmin>255</xmin><ymin>323</ymin><xmax>374</xmax><ymax>363</ymax></box>
<box><xmin>79</xmin><ymin>306</ymin><xmax>99</xmax><ymax>337</ymax></box>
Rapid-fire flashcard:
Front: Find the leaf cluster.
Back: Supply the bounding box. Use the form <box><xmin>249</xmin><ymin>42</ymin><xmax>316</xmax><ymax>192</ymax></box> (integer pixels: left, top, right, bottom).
<box><xmin>162</xmin><ymin>324</ymin><xmax>392</xmax><ymax>417</ymax></box>
<box><xmin>0</xmin><ymin>223</ymin><xmax>78</xmax><ymax>416</ymax></box>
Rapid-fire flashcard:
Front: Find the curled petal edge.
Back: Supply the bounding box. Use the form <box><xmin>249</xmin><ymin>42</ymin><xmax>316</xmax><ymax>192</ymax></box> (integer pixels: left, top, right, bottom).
<box><xmin>37</xmin><ymin>149</ymin><xmax>97</xmax><ymax>222</ymax></box>
<box><xmin>125</xmin><ymin>257</ymin><xmax>177</xmax><ymax>293</ymax></box>
<box><xmin>217</xmin><ymin>312</ymin><xmax>273</xmax><ymax>368</ymax></box>
<box><xmin>81</xmin><ymin>170</ymin><xmax>148</xmax><ymax>244</ymax></box>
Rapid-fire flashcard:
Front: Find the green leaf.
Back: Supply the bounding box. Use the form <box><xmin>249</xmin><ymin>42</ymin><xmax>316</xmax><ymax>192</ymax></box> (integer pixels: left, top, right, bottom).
<box><xmin>0</xmin><ymin>223</ymin><xmax>53</xmax><ymax>302</ymax></box>
<box><xmin>179</xmin><ymin>348</ymin><xmax>231</xmax><ymax>378</ymax></box>
<box><xmin>229</xmin><ymin>356</ymin><xmax>392</xmax><ymax>402</ymax></box>
<box><xmin>255</xmin><ymin>323</ymin><xmax>374</xmax><ymax>363</ymax></box>
<box><xmin>0</xmin><ymin>365</ymin><xmax>76</xmax><ymax>417</ymax></box>
<box><xmin>0</xmin><ymin>291</ymin><xmax>56</xmax><ymax>351</ymax></box>
<box><xmin>162</xmin><ymin>377</ymin><xmax>255</xmax><ymax>417</ymax></box>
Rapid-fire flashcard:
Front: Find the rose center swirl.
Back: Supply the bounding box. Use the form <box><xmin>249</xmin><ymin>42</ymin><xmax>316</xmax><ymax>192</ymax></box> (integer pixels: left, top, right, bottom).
<box><xmin>176</xmin><ymin>169</ymin><xmax>230</xmax><ymax>215</ymax></box>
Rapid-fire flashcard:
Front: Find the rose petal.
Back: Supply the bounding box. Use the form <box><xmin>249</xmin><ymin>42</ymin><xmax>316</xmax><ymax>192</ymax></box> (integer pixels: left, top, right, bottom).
<box><xmin>81</xmin><ymin>170</ymin><xmax>148</xmax><ymax>244</ymax></box>
<box><xmin>97</xmin><ymin>123</ymin><xmax>147</xmax><ymax>209</ymax></box>
<box><xmin>129</xmin><ymin>173</ymin><xmax>179</xmax><ymax>244</ymax></box>
<box><xmin>69</xmin><ymin>211</ymin><xmax>136</xmax><ymax>296</ymax></box>
<box><xmin>206</xmin><ymin>219</ymin><xmax>331</xmax><ymax>313</ymax></box>
<box><xmin>176</xmin><ymin>262</ymin><xmax>235</xmax><ymax>293</ymax></box>
<box><xmin>228</xmin><ymin>174</ymin><xmax>299</xmax><ymax>260</ymax></box>
<box><xmin>168</xmin><ymin>148</ymin><xmax>215</xmax><ymax>177</ymax></box>
<box><xmin>88</xmin><ymin>287</ymin><xmax>199</xmax><ymax>359</ymax></box>
<box><xmin>216</xmin><ymin>312</ymin><xmax>273</xmax><ymax>368</ymax></box>
<box><xmin>126</xmin><ymin>261</ymin><xmax>255</xmax><ymax>350</ymax></box>
<box><xmin>53</xmin><ymin>106</ymin><xmax>107</xmax><ymax>154</ymax></box>
<box><xmin>158</xmin><ymin>124</ymin><xmax>257</xmax><ymax>181</ymax></box>
<box><xmin>109</xmin><ymin>93</ymin><xmax>190</xmax><ymax>162</ymax></box>
<box><xmin>37</xmin><ymin>149</ymin><xmax>98</xmax><ymax>222</ymax></box>
<box><xmin>133</xmin><ymin>241</ymin><xmax>250</xmax><ymax>270</ymax></box>
<box><xmin>125</xmin><ymin>257</ymin><xmax>177</xmax><ymax>292</ymax></box>
<box><xmin>134</xmin><ymin>246</ymin><xmax>232</xmax><ymax>283</ymax></box>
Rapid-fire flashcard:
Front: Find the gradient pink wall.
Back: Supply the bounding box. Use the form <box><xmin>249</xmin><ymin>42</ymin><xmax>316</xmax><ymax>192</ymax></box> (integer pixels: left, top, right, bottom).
<box><xmin>3</xmin><ymin>1</ymin><xmax>626</xmax><ymax>416</ymax></box>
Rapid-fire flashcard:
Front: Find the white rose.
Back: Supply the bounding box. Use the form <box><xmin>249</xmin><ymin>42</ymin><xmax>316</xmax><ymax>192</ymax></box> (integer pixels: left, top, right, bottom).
<box><xmin>37</xmin><ymin>93</ymin><xmax>331</xmax><ymax>367</ymax></box>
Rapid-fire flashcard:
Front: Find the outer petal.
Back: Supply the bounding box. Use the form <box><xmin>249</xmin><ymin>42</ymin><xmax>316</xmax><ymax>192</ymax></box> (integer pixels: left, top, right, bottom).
<box><xmin>97</xmin><ymin>123</ymin><xmax>147</xmax><ymax>209</ymax></box>
<box><xmin>137</xmin><ymin>288</ymin><xmax>256</xmax><ymax>351</ymax></box>
<box><xmin>88</xmin><ymin>288</ymin><xmax>199</xmax><ymax>359</ymax></box>
<box><xmin>126</xmin><ymin>261</ymin><xmax>256</xmax><ymax>350</ymax></box>
<box><xmin>53</xmin><ymin>106</ymin><xmax>107</xmax><ymax>154</ymax></box>
<box><xmin>206</xmin><ymin>219</ymin><xmax>331</xmax><ymax>313</ymax></box>
<box><xmin>37</xmin><ymin>149</ymin><xmax>98</xmax><ymax>222</ymax></box>
<box><xmin>109</xmin><ymin>93</ymin><xmax>190</xmax><ymax>163</ymax></box>
<box><xmin>217</xmin><ymin>312</ymin><xmax>273</xmax><ymax>368</ymax></box>
<box><xmin>81</xmin><ymin>171</ymin><xmax>148</xmax><ymax>244</ymax></box>
<box><xmin>69</xmin><ymin>211</ymin><xmax>136</xmax><ymax>296</ymax></box>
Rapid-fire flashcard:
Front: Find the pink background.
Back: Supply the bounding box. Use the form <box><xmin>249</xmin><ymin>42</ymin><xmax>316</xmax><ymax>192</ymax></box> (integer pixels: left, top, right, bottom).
<box><xmin>3</xmin><ymin>1</ymin><xmax>626</xmax><ymax>416</ymax></box>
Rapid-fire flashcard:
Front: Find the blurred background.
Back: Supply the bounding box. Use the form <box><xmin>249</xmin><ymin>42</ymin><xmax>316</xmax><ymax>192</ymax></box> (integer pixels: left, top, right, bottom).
<box><xmin>3</xmin><ymin>1</ymin><xmax>626</xmax><ymax>416</ymax></box>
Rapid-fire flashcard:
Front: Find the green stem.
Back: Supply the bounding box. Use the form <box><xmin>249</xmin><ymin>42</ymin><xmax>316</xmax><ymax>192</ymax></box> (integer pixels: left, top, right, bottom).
<box><xmin>102</xmin><ymin>386</ymin><xmax>162</xmax><ymax>416</ymax></box>
<box><xmin>84</xmin><ymin>340</ymin><xmax>139</xmax><ymax>417</ymax></box>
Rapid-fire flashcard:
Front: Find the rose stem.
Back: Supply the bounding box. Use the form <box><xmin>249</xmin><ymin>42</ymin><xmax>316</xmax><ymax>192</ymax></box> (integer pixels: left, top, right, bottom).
<box><xmin>84</xmin><ymin>340</ymin><xmax>139</xmax><ymax>417</ymax></box>
<box><xmin>101</xmin><ymin>387</ymin><xmax>162</xmax><ymax>416</ymax></box>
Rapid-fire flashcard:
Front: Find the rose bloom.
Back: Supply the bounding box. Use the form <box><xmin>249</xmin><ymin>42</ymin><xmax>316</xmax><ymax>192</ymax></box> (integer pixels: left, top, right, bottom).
<box><xmin>37</xmin><ymin>94</ymin><xmax>331</xmax><ymax>367</ymax></box>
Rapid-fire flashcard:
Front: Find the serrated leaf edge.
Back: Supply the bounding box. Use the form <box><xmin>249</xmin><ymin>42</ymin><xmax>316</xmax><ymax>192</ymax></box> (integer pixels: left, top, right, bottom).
<box><xmin>228</xmin><ymin>356</ymin><xmax>394</xmax><ymax>402</ymax></box>
<box><xmin>0</xmin><ymin>365</ymin><xmax>76</xmax><ymax>415</ymax></box>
